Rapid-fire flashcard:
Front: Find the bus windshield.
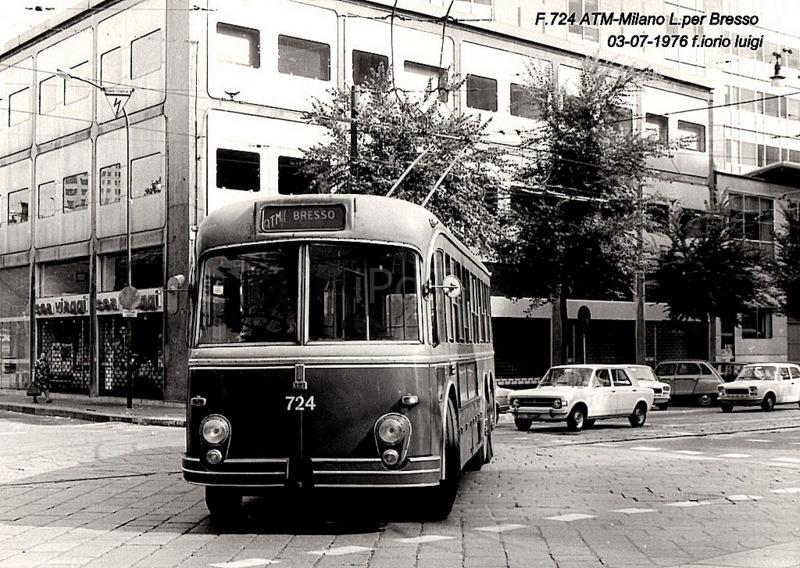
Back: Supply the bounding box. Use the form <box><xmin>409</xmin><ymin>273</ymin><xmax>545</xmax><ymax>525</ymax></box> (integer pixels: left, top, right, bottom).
<box><xmin>198</xmin><ymin>243</ymin><xmax>419</xmax><ymax>344</ymax></box>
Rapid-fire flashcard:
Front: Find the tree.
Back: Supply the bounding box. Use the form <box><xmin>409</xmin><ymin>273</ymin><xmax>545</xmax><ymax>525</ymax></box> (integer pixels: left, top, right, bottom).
<box><xmin>651</xmin><ymin>204</ymin><xmax>778</xmax><ymax>332</ymax></box>
<box><xmin>769</xmin><ymin>199</ymin><xmax>800</xmax><ymax>314</ymax></box>
<box><xmin>495</xmin><ymin>58</ymin><xmax>666</xmax><ymax>364</ymax></box>
<box><xmin>301</xmin><ymin>68</ymin><xmax>505</xmax><ymax>251</ymax></box>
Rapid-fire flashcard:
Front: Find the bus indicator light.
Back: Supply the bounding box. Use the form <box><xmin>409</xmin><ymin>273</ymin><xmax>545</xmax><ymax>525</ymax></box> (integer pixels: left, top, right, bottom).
<box><xmin>258</xmin><ymin>204</ymin><xmax>346</xmax><ymax>232</ymax></box>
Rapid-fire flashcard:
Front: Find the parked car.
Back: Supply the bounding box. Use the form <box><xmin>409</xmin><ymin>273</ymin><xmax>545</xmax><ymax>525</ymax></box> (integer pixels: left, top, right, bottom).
<box><xmin>495</xmin><ymin>386</ymin><xmax>512</xmax><ymax>416</ymax></box>
<box><xmin>712</xmin><ymin>362</ymin><xmax>744</xmax><ymax>383</ymax></box>
<box><xmin>717</xmin><ymin>363</ymin><xmax>800</xmax><ymax>412</ymax></box>
<box><xmin>625</xmin><ymin>365</ymin><xmax>671</xmax><ymax>410</ymax></box>
<box><xmin>653</xmin><ymin>360</ymin><xmax>724</xmax><ymax>406</ymax></box>
<box><xmin>508</xmin><ymin>365</ymin><xmax>654</xmax><ymax>432</ymax></box>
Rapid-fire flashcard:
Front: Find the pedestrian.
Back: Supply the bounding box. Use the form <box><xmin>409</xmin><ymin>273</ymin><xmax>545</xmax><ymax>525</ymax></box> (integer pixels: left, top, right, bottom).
<box><xmin>32</xmin><ymin>352</ymin><xmax>53</xmax><ymax>404</ymax></box>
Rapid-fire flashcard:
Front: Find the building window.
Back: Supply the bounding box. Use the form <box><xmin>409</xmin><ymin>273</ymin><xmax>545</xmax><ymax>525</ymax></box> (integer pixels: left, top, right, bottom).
<box><xmin>352</xmin><ymin>50</ymin><xmax>388</xmax><ymax>85</ymax></box>
<box><xmin>99</xmin><ymin>163</ymin><xmax>122</xmax><ymax>205</ymax></box>
<box><xmin>739</xmin><ymin>88</ymin><xmax>756</xmax><ymax>113</ymax></box>
<box><xmin>100</xmin><ymin>47</ymin><xmax>124</xmax><ymax>86</ymax></box>
<box><xmin>38</xmin><ymin>181</ymin><xmax>56</xmax><ymax>218</ymax></box>
<box><xmin>64</xmin><ymin>61</ymin><xmax>90</xmax><ymax>105</ymax></box>
<box><xmin>131</xmin><ymin>153</ymin><xmax>162</xmax><ymax>198</ymax></box>
<box><xmin>216</xmin><ymin>22</ymin><xmax>260</xmax><ymax>68</ymax></box>
<box><xmin>740</xmin><ymin>141</ymin><xmax>757</xmax><ymax>166</ymax></box>
<box><xmin>741</xmin><ymin>308</ymin><xmax>772</xmax><ymax>339</ymax></box>
<box><xmin>7</xmin><ymin>188</ymin><xmax>29</xmax><ymax>224</ymax></box>
<box><xmin>39</xmin><ymin>258</ymin><xmax>90</xmax><ymax>296</ymax></box>
<box><xmin>39</xmin><ymin>75</ymin><xmax>60</xmax><ymax>114</ymax></box>
<box><xmin>131</xmin><ymin>29</ymin><xmax>163</xmax><ymax>79</ymax></box>
<box><xmin>645</xmin><ymin>113</ymin><xmax>668</xmax><ymax>144</ymax></box>
<box><xmin>278</xmin><ymin>35</ymin><xmax>330</xmax><ymax>81</ymax></box>
<box><xmin>8</xmin><ymin>88</ymin><xmax>30</xmax><ymax>127</ymax></box>
<box><xmin>403</xmin><ymin>61</ymin><xmax>448</xmax><ymax>102</ymax></box>
<box><xmin>677</xmin><ymin>120</ymin><xmax>705</xmax><ymax>152</ymax></box>
<box><xmin>278</xmin><ymin>156</ymin><xmax>314</xmax><ymax>195</ymax></box>
<box><xmin>763</xmin><ymin>93</ymin><xmax>780</xmax><ymax>117</ymax></box>
<box><xmin>102</xmin><ymin>248</ymin><xmax>164</xmax><ymax>291</ymax></box>
<box><xmin>466</xmin><ymin>74</ymin><xmax>497</xmax><ymax>112</ymax></box>
<box><xmin>217</xmin><ymin>148</ymin><xmax>260</xmax><ymax>191</ymax></box>
<box><xmin>568</xmin><ymin>0</ymin><xmax>599</xmax><ymax>42</ymax></box>
<box><xmin>510</xmin><ymin>83</ymin><xmax>537</xmax><ymax>119</ymax></box>
<box><xmin>63</xmin><ymin>172</ymin><xmax>88</xmax><ymax>213</ymax></box>
<box><xmin>729</xmin><ymin>193</ymin><xmax>774</xmax><ymax>258</ymax></box>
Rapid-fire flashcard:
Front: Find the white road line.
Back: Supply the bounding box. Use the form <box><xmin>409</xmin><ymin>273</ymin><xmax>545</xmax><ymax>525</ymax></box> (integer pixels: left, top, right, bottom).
<box><xmin>308</xmin><ymin>546</ymin><xmax>373</xmax><ymax>556</ymax></box>
<box><xmin>544</xmin><ymin>513</ymin><xmax>596</xmax><ymax>522</ymax></box>
<box><xmin>209</xmin><ymin>560</ymin><xmax>279</xmax><ymax>568</ymax></box>
<box><xmin>473</xmin><ymin>523</ymin><xmax>527</xmax><ymax>533</ymax></box>
<box><xmin>609</xmin><ymin>508</ymin><xmax>657</xmax><ymax>514</ymax></box>
<box><xmin>718</xmin><ymin>453</ymin><xmax>751</xmax><ymax>458</ymax></box>
<box><xmin>771</xmin><ymin>487</ymin><xmax>800</xmax><ymax>494</ymax></box>
<box><xmin>772</xmin><ymin>457</ymin><xmax>800</xmax><ymax>464</ymax></box>
<box><xmin>745</xmin><ymin>439</ymin><xmax>771</xmax><ymax>443</ymax></box>
<box><xmin>630</xmin><ymin>446</ymin><xmax>660</xmax><ymax>451</ymax></box>
<box><xmin>665</xmin><ymin>500</ymin><xmax>714</xmax><ymax>507</ymax></box>
<box><xmin>725</xmin><ymin>495</ymin><xmax>762</xmax><ymax>502</ymax></box>
<box><xmin>393</xmin><ymin>536</ymin><xmax>454</xmax><ymax>544</ymax></box>
<box><xmin>674</xmin><ymin>450</ymin><xmax>704</xmax><ymax>455</ymax></box>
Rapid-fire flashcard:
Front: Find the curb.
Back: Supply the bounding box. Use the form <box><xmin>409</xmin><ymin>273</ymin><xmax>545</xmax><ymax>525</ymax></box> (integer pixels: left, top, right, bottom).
<box><xmin>0</xmin><ymin>402</ymin><xmax>185</xmax><ymax>428</ymax></box>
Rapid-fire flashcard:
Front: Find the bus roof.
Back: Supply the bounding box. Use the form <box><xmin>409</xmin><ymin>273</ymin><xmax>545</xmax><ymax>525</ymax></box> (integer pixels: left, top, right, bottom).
<box><xmin>195</xmin><ymin>194</ymin><xmax>488</xmax><ymax>272</ymax></box>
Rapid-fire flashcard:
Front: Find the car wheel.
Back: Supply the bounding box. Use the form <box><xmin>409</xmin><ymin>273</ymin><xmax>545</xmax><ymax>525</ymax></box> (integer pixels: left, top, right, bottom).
<box><xmin>584</xmin><ymin>419</ymin><xmax>596</xmax><ymax>428</ymax></box>
<box><xmin>628</xmin><ymin>403</ymin><xmax>647</xmax><ymax>428</ymax></box>
<box><xmin>424</xmin><ymin>398</ymin><xmax>460</xmax><ymax>520</ymax></box>
<box><xmin>761</xmin><ymin>394</ymin><xmax>776</xmax><ymax>412</ymax></box>
<box><xmin>566</xmin><ymin>406</ymin><xmax>586</xmax><ymax>432</ymax></box>
<box><xmin>656</xmin><ymin>403</ymin><xmax>669</xmax><ymax>411</ymax></box>
<box><xmin>696</xmin><ymin>394</ymin><xmax>714</xmax><ymax>407</ymax></box>
<box><xmin>720</xmin><ymin>403</ymin><xmax>733</xmax><ymax>413</ymax></box>
<box><xmin>514</xmin><ymin>418</ymin><xmax>532</xmax><ymax>431</ymax></box>
<box><xmin>205</xmin><ymin>487</ymin><xmax>241</xmax><ymax>524</ymax></box>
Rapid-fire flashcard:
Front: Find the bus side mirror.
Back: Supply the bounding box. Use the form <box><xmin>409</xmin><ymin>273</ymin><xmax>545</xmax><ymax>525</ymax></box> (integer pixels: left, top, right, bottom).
<box><xmin>166</xmin><ymin>274</ymin><xmax>188</xmax><ymax>316</ymax></box>
<box><xmin>424</xmin><ymin>275</ymin><xmax>462</xmax><ymax>299</ymax></box>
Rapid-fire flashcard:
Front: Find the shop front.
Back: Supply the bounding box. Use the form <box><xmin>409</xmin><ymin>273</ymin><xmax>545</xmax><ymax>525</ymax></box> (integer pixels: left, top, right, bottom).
<box><xmin>35</xmin><ymin>294</ymin><xmax>91</xmax><ymax>394</ymax></box>
<box><xmin>97</xmin><ymin>288</ymin><xmax>164</xmax><ymax>399</ymax></box>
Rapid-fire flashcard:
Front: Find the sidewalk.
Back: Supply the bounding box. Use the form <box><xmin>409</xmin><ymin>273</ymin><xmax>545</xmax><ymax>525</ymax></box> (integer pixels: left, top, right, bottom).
<box><xmin>0</xmin><ymin>389</ymin><xmax>185</xmax><ymax>427</ymax></box>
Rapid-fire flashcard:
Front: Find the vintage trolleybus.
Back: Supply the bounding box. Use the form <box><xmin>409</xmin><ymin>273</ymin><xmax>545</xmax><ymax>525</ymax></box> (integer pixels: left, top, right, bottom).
<box><xmin>181</xmin><ymin>194</ymin><xmax>496</xmax><ymax>520</ymax></box>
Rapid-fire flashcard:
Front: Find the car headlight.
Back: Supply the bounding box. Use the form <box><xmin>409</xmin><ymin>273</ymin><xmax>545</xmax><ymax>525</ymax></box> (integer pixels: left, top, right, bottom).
<box><xmin>375</xmin><ymin>413</ymin><xmax>410</xmax><ymax>445</ymax></box>
<box><xmin>200</xmin><ymin>415</ymin><xmax>231</xmax><ymax>446</ymax></box>
<box><xmin>718</xmin><ymin>385</ymin><xmax>725</xmax><ymax>393</ymax></box>
<box><xmin>749</xmin><ymin>386</ymin><xmax>758</xmax><ymax>395</ymax></box>
<box><xmin>511</xmin><ymin>398</ymin><xmax>520</xmax><ymax>408</ymax></box>
<box><xmin>663</xmin><ymin>385</ymin><xmax>670</xmax><ymax>393</ymax></box>
<box><xmin>552</xmin><ymin>399</ymin><xmax>563</xmax><ymax>409</ymax></box>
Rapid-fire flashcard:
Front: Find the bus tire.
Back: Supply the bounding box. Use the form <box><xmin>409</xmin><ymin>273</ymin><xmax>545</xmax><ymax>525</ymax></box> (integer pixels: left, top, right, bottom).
<box><xmin>205</xmin><ymin>486</ymin><xmax>241</xmax><ymax>524</ymax></box>
<box><xmin>424</xmin><ymin>398</ymin><xmax>460</xmax><ymax>520</ymax></box>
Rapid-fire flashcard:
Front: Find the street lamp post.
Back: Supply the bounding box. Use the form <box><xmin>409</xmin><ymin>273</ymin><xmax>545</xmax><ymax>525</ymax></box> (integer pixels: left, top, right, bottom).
<box><xmin>57</xmin><ymin>69</ymin><xmax>136</xmax><ymax>408</ymax></box>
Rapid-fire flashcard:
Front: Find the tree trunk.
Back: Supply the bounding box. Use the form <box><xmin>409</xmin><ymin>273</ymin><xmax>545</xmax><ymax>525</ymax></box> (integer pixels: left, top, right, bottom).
<box><xmin>551</xmin><ymin>292</ymin><xmax>569</xmax><ymax>365</ymax></box>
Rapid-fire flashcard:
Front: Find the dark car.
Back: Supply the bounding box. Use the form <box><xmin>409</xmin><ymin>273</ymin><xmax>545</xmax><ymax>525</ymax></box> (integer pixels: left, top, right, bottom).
<box><xmin>654</xmin><ymin>360</ymin><xmax>725</xmax><ymax>406</ymax></box>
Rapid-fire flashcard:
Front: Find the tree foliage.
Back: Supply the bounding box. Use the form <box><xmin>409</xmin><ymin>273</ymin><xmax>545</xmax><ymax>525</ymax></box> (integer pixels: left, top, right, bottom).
<box><xmin>301</xmin><ymin>69</ymin><xmax>505</xmax><ymax>251</ymax></box>
<box><xmin>651</xmin><ymin>204</ymin><xmax>778</xmax><ymax>322</ymax></box>
<box><xmin>769</xmin><ymin>200</ymin><xmax>800</xmax><ymax>314</ymax></box>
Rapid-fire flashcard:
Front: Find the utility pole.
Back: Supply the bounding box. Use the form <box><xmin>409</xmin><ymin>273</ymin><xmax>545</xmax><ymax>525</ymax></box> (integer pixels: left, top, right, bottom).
<box><xmin>349</xmin><ymin>85</ymin><xmax>357</xmax><ymax>192</ymax></box>
<box><xmin>634</xmin><ymin>182</ymin><xmax>646</xmax><ymax>365</ymax></box>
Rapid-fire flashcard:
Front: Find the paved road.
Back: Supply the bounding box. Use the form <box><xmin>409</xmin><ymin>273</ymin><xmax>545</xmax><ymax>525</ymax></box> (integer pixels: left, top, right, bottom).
<box><xmin>0</xmin><ymin>408</ymin><xmax>798</xmax><ymax>568</ymax></box>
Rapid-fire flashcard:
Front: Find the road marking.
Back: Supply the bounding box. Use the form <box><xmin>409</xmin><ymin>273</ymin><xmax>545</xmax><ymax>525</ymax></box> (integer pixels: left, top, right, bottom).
<box><xmin>668</xmin><ymin>431</ymin><xmax>698</xmax><ymax>436</ymax></box>
<box><xmin>665</xmin><ymin>500</ymin><xmax>713</xmax><ymax>507</ymax></box>
<box><xmin>745</xmin><ymin>439</ymin><xmax>771</xmax><ymax>443</ymax></box>
<box><xmin>719</xmin><ymin>453</ymin><xmax>751</xmax><ymax>458</ymax></box>
<box><xmin>473</xmin><ymin>523</ymin><xmax>527</xmax><ymax>533</ymax></box>
<box><xmin>772</xmin><ymin>457</ymin><xmax>800</xmax><ymax>464</ymax></box>
<box><xmin>771</xmin><ymin>487</ymin><xmax>800</xmax><ymax>494</ymax></box>
<box><xmin>725</xmin><ymin>495</ymin><xmax>762</xmax><ymax>502</ymax></box>
<box><xmin>308</xmin><ymin>546</ymin><xmax>373</xmax><ymax>556</ymax></box>
<box><xmin>544</xmin><ymin>513</ymin><xmax>596</xmax><ymax>522</ymax></box>
<box><xmin>394</xmin><ymin>536</ymin><xmax>454</xmax><ymax>544</ymax></box>
<box><xmin>514</xmin><ymin>436</ymin><xmax>528</xmax><ymax>440</ymax></box>
<box><xmin>674</xmin><ymin>450</ymin><xmax>704</xmax><ymax>455</ymax></box>
<box><xmin>609</xmin><ymin>508</ymin><xmax>657</xmax><ymax>514</ymax></box>
<box><xmin>630</xmin><ymin>446</ymin><xmax>660</xmax><ymax>451</ymax></box>
<box><xmin>209</xmin><ymin>560</ymin><xmax>279</xmax><ymax>568</ymax></box>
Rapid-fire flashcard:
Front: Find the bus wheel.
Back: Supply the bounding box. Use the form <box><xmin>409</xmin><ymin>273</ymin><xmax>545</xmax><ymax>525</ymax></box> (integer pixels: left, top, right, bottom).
<box><xmin>424</xmin><ymin>398</ymin><xmax>460</xmax><ymax>520</ymax></box>
<box><xmin>205</xmin><ymin>487</ymin><xmax>241</xmax><ymax>524</ymax></box>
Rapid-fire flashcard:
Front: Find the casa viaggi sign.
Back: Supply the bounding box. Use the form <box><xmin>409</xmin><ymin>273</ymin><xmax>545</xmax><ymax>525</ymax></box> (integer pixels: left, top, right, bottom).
<box><xmin>96</xmin><ymin>288</ymin><xmax>163</xmax><ymax>314</ymax></box>
<box><xmin>35</xmin><ymin>294</ymin><xmax>90</xmax><ymax>317</ymax></box>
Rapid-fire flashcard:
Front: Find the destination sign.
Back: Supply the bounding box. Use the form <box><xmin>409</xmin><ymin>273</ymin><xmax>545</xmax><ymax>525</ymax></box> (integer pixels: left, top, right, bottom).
<box><xmin>259</xmin><ymin>204</ymin><xmax>346</xmax><ymax>232</ymax></box>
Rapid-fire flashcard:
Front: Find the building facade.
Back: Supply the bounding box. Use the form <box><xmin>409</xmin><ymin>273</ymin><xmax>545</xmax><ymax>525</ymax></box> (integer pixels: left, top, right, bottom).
<box><xmin>1</xmin><ymin>0</ymin><xmax>788</xmax><ymax>399</ymax></box>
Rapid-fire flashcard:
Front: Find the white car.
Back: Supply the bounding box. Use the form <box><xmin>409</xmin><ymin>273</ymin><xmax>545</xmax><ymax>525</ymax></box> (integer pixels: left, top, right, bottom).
<box><xmin>509</xmin><ymin>365</ymin><xmax>654</xmax><ymax>432</ymax></box>
<box><xmin>626</xmin><ymin>365</ymin><xmax>672</xmax><ymax>410</ymax></box>
<box><xmin>718</xmin><ymin>363</ymin><xmax>800</xmax><ymax>412</ymax></box>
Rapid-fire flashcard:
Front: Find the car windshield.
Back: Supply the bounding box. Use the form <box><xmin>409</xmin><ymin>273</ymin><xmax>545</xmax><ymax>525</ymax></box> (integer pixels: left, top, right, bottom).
<box><xmin>539</xmin><ymin>367</ymin><xmax>593</xmax><ymax>387</ymax></box>
<box><xmin>736</xmin><ymin>366</ymin><xmax>777</xmax><ymax>381</ymax></box>
<box><xmin>626</xmin><ymin>366</ymin><xmax>657</xmax><ymax>382</ymax></box>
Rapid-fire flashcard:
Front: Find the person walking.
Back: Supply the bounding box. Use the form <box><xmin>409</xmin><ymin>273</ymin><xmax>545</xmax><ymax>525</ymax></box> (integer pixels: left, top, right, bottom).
<box><xmin>32</xmin><ymin>352</ymin><xmax>53</xmax><ymax>404</ymax></box>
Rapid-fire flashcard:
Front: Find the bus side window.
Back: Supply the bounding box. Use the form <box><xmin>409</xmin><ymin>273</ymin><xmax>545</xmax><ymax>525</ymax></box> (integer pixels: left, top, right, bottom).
<box><xmin>444</xmin><ymin>253</ymin><xmax>454</xmax><ymax>342</ymax></box>
<box><xmin>432</xmin><ymin>250</ymin><xmax>447</xmax><ymax>346</ymax></box>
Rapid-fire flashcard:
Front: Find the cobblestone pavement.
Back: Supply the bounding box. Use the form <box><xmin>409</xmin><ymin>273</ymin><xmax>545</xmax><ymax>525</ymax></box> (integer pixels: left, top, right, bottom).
<box><xmin>0</xmin><ymin>408</ymin><xmax>798</xmax><ymax>568</ymax></box>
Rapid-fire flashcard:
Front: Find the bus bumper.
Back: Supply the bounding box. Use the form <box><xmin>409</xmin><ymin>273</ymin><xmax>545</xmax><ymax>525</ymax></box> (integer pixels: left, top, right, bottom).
<box><xmin>182</xmin><ymin>455</ymin><xmax>442</xmax><ymax>488</ymax></box>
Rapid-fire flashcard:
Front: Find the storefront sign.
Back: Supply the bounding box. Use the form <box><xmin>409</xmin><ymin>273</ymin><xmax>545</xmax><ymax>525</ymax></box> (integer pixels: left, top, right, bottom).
<box><xmin>35</xmin><ymin>294</ymin><xmax>90</xmax><ymax>317</ymax></box>
<box><xmin>96</xmin><ymin>288</ymin><xmax>163</xmax><ymax>314</ymax></box>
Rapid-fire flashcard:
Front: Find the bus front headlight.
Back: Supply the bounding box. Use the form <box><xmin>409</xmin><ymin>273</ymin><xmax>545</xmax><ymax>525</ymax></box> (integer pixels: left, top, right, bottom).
<box><xmin>374</xmin><ymin>413</ymin><xmax>412</xmax><ymax>468</ymax></box>
<box><xmin>200</xmin><ymin>415</ymin><xmax>231</xmax><ymax>446</ymax></box>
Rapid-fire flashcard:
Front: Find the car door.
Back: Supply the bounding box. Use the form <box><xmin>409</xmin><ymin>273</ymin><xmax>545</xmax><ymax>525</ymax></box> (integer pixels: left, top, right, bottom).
<box><xmin>696</xmin><ymin>362</ymin><xmax>723</xmax><ymax>396</ymax></box>
<box><xmin>788</xmin><ymin>366</ymin><xmax>800</xmax><ymax>402</ymax></box>
<box><xmin>654</xmin><ymin>363</ymin><xmax>676</xmax><ymax>392</ymax></box>
<box><xmin>611</xmin><ymin>368</ymin><xmax>637</xmax><ymax>414</ymax></box>
<box><xmin>776</xmin><ymin>366</ymin><xmax>792</xmax><ymax>404</ymax></box>
<box><xmin>674</xmin><ymin>362</ymin><xmax>701</xmax><ymax>397</ymax></box>
<box><xmin>586</xmin><ymin>369</ymin><xmax>615</xmax><ymax>417</ymax></box>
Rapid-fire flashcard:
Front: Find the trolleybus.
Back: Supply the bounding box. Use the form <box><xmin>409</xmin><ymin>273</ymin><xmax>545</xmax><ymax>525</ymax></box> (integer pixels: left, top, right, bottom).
<box><xmin>181</xmin><ymin>194</ymin><xmax>495</xmax><ymax>520</ymax></box>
